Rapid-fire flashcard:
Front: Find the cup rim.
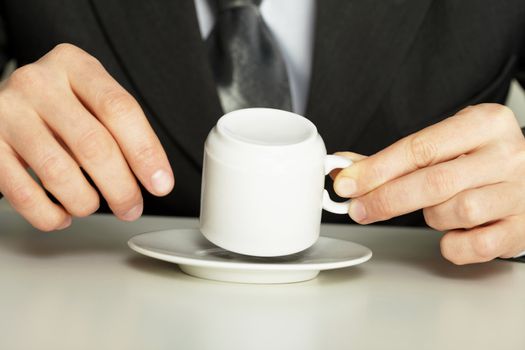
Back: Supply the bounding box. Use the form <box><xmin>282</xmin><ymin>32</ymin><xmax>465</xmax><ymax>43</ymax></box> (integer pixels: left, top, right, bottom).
<box><xmin>216</xmin><ymin>108</ymin><xmax>318</xmax><ymax>147</ymax></box>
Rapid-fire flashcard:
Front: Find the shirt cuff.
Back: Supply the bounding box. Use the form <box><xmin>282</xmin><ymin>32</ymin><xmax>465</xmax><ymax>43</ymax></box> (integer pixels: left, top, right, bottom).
<box><xmin>513</xmin><ymin>250</ymin><xmax>525</xmax><ymax>258</ymax></box>
<box><xmin>502</xmin><ymin>250</ymin><xmax>525</xmax><ymax>263</ymax></box>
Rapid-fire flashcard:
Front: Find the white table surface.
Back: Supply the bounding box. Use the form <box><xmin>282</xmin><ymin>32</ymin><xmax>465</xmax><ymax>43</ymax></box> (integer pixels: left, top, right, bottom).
<box><xmin>0</xmin><ymin>201</ymin><xmax>524</xmax><ymax>350</ymax></box>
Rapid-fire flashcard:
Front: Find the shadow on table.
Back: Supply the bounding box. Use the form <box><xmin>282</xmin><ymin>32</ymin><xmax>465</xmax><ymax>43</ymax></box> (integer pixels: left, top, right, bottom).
<box><xmin>1</xmin><ymin>227</ymin><xmax>129</xmax><ymax>257</ymax></box>
<box><xmin>365</xmin><ymin>229</ymin><xmax>514</xmax><ymax>280</ymax></box>
<box><xmin>125</xmin><ymin>254</ymin><xmax>367</xmax><ymax>286</ymax></box>
<box><xmin>406</xmin><ymin>255</ymin><xmax>513</xmax><ymax>280</ymax></box>
<box><xmin>0</xmin><ymin>214</ymin><xmax>183</xmax><ymax>257</ymax></box>
<box><xmin>125</xmin><ymin>255</ymin><xmax>185</xmax><ymax>277</ymax></box>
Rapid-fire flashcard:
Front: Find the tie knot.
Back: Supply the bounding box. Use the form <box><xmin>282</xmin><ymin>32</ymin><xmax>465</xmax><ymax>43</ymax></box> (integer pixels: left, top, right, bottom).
<box><xmin>215</xmin><ymin>0</ymin><xmax>261</xmax><ymax>11</ymax></box>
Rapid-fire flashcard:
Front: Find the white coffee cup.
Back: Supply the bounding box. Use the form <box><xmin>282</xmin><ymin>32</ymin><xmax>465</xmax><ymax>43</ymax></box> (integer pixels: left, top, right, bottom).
<box><xmin>199</xmin><ymin>108</ymin><xmax>352</xmax><ymax>257</ymax></box>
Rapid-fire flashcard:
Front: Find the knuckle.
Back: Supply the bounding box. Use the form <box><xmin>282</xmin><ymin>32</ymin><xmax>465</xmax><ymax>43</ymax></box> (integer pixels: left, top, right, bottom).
<box><xmin>482</xmin><ymin>103</ymin><xmax>514</xmax><ymax>119</ymax></box>
<box><xmin>424</xmin><ymin>167</ymin><xmax>456</xmax><ymax>198</ymax></box>
<box><xmin>366</xmin><ymin>161</ymin><xmax>387</xmax><ymax>186</ymax></box>
<box><xmin>489</xmin><ymin>143</ymin><xmax>521</xmax><ymax>180</ymax></box>
<box><xmin>369</xmin><ymin>189</ymin><xmax>396</xmax><ymax>220</ymax></box>
<box><xmin>408</xmin><ymin>135</ymin><xmax>438</xmax><ymax>169</ymax></box>
<box><xmin>133</xmin><ymin>144</ymin><xmax>159</xmax><ymax>167</ymax></box>
<box><xmin>471</xmin><ymin>231</ymin><xmax>500</xmax><ymax>261</ymax></box>
<box><xmin>48</xmin><ymin>43</ymin><xmax>102</xmax><ymax>71</ymax></box>
<box><xmin>99</xmin><ymin>90</ymin><xmax>137</xmax><ymax>119</ymax></box>
<box><xmin>491</xmin><ymin>140</ymin><xmax>515</xmax><ymax>158</ymax></box>
<box><xmin>455</xmin><ymin>196</ymin><xmax>481</xmax><ymax>228</ymax></box>
<box><xmin>39</xmin><ymin>154</ymin><xmax>71</xmax><ymax>185</ymax></box>
<box><xmin>9</xmin><ymin>184</ymin><xmax>36</xmax><ymax>209</ymax></box>
<box><xmin>8</xmin><ymin>64</ymin><xmax>44</xmax><ymax>90</ymax></box>
<box><xmin>50</xmin><ymin>43</ymin><xmax>82</xmax><ymax>61</ymax></box>
<box><xmin>480</xmin><ymin>104</ymin><xmax>517</xmax><ymax>132</ymax></box>
<box><xmin>75</xmin><ymin>127</ymin><xmax>115</xmax><ymax>162</ymax></box>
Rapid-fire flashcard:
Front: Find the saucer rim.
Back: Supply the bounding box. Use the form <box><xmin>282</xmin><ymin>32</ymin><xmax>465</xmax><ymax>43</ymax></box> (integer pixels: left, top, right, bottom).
<box><xmin>127</xmin><ymin>229</ymin><xmax>372</xmax><ymax>272</ymax></box>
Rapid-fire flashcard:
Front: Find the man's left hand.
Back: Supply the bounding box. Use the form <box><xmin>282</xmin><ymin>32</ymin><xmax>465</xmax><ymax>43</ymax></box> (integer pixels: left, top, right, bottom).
<box><xmin>334</xmin><ymin>103</ymin><xmax>525</xmax><ymax>264</ymax></box>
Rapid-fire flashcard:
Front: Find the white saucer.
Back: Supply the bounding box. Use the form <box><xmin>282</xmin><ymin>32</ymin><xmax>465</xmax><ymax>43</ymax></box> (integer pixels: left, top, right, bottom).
<box><xmin>128</xmin><ymin>229</ymin><xmax>372</xmax><ymax>284</ymax></box>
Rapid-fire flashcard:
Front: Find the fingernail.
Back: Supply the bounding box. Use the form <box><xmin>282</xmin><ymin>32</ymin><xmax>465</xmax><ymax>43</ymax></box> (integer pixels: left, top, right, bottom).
<box><xmin>151</xmin><ymin>169</ymin><xmax>174</xmax><ymax>195</ymax></box>
<box><xmin>121</xmin><ymin>203</ymin><xmax>143</xmax><ymax>221</ymax></box>
<box><xmin>350</xmin><ymin>200</ymin><xmax>367</xmax><ymax>223</ymax></box>
<box><xmin>57</xmin><ymin>216</ymin><xmax>72</xmax><ymax>230</ymax></box>
<box><xmin>335</xmin><ymin>177</ymin><xmax>357</xmax><ymax>197</ymax></box>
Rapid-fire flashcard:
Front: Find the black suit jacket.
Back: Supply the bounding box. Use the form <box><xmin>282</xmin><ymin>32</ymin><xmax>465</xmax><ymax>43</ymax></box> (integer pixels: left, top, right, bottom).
<box><xmin>1</xmin><ymin>0</ymin><xmax>525</xmax><ymax>226</ymax></box>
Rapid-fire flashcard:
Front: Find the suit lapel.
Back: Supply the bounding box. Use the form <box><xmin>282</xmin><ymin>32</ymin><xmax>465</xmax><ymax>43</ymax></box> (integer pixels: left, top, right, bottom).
<box><xmin>89</xmin><ymin>0</ymin><xmax>433</xmax><ymax>164</ymax></box>
<box><xmin>307</xmin><ymin>0</ymin><xmax>433</xmax><ymax>152</ymax></box>
<box><xmin>89</xmin><ymin>0</ymin><xmax>222</xmax><ymax>169</ymax></box>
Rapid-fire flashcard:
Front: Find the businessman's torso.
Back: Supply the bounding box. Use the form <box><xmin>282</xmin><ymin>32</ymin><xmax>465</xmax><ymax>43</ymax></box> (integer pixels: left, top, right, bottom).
<box><xmin>3</xmin><ymin>0</ymin><xmax>524</xmax><ymax>225</ymax></box>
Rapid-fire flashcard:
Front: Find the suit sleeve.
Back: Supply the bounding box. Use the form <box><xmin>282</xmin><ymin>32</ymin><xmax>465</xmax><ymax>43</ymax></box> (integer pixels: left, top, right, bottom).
<box><xmin>0</xmin><ymin>3</ymin><xmax>11</xmax><ymax>76</ymax></box>
<box><xmin>509</xmin><ymin>255</ymin><xmax>525</xmax><ymax>262</ymax></box>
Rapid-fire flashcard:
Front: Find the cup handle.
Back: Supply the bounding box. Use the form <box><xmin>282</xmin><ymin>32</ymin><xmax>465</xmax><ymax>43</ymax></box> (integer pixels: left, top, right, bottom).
<box><xmin>322</xmin><ymin>155</ymin><xmax>353</xmax><ymax>214</ymax></box>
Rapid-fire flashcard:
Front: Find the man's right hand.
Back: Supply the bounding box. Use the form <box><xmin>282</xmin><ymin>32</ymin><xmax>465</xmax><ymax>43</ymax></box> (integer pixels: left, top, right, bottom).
<box><xmin>0</xmin><ymin>43</ymin><xmax>174</xmax><ymax>231</ymax></box>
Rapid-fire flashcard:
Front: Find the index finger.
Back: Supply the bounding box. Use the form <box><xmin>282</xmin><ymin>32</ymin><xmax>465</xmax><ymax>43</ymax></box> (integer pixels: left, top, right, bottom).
<box><xmin>334</xmin><ymin>104</ymin><xmax>515</xmax><ymax>198</ymax></box>
<box><xmin>45</xmin><ymin>44</ymin><xmax>174</xmax><ymax>196</ymax></box>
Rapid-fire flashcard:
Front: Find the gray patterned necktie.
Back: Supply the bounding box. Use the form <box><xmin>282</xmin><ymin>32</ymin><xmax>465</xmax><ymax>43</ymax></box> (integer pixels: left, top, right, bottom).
<box><xmin>207</xmin><ymin>0</ymin><xmax>292</xmax><ymax>113</ymax></box>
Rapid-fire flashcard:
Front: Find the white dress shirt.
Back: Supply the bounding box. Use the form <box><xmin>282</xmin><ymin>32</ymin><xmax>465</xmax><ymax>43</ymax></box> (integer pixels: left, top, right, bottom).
<box><xmin>194</xmin><ymin>0</ymin><xmax>315</xmax><ymax>115</ymax></box>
